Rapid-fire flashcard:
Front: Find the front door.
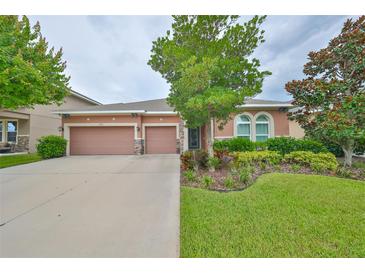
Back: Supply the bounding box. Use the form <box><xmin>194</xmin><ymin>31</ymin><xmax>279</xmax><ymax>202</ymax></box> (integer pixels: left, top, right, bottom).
<box><xmin>188</xmin><ymin>127</ymin><xmax>200</xmax><ymax>150</ymax></box>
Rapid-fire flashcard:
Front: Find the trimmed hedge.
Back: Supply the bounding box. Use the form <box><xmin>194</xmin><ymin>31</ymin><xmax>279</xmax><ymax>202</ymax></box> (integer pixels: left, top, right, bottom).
<box><xmin>213</xmin><ymin>136</ymin><xmax>328</xmax><ymax>155</ymax></box>
<box><xmin>213</xmin><ymin>137</ymin><xmax>255</xmax><ymax>153</ymax></box>
<box><xmin>284</xmin><ymin>151</ymin><xmax>338</xmax><ymax>172</ymax></box>
<box><xmin>36</xmin><ymin>135</ymin><xmax>67</xmax><ymax>159</ymax></box>
<box><xmin>233</xmin><ymin>151</ymin><xmax>282</xmax><ymax>166</ymax></box>
<box><xmin>266</xmin><ymin>137</ymin><xmax>328</xmax><ymax>155</ymax></box>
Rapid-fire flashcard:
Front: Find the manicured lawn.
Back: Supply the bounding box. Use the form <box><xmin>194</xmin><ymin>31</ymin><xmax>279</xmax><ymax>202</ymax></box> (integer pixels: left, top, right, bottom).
<box><xmin>0</xmin><ymin>153</ymin><xmax>42</xmax><ymax>168</ymax></box>
<box><xmin>181</xmin><ymin>173</ymin><xmax>365</xmax><ymax>257</ymax></box>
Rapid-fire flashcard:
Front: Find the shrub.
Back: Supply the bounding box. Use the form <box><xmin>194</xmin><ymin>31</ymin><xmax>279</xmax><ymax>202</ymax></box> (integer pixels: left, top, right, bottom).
<box><xmin>266</xmin><ymin>137</ymin><xmax>298</xmax><ymax>155</ymax></box>
<box><xmin>284</xmin><ymin>151</ymin><xmax>338</xmax><ymax>172</ymax></box>
<box><xmin>213</xmin><ymin>137</ymin><xmax>255</xmax><ymax>153</ymax></box>
<box><xmin>201</xmin><ymin>175</ymin><xmax>214</xmax><ymax>188</ymax></box>
<box><xmin>353</xmin><ymin>161</ymin><xmax>365</xmax><ymax>170</ymax></box>
<box><xmin>291</xmin><ymin>164</ymin><xmax>301</xmax><ymax>173</ymax></box>
<box><xmin>320</xmin><ymin>141</ymin><xmax>344</xmax><ymax>157</ymax></box>
<box><xmin>259</xmin><ymin>161</ymin><xmax>267</xmax><ymax>170</ymax></box>
<box><xmin>336</xmin><ymin>166</ymin><xmax>352</xmax><ymax>178</ymax></box>
<box><xmin>254</xmin><ymin>141</ymin><xmax>268</xmax><ymax>151</ymax></box>
<box><xmin>193</xmin><ymin>149</ymin><xmax>209</xmax><ymax>169</ymax></box>
<box><xmin>354</xmin><ymin>138</ymin><xmax>365</xmax><ymax>155</ymax></box>
<box><xmin>181</xmin><ymin>151</ymin><xmax>194</xmax><ymax>170</ymax></box>
<box><xmin>207</xmin><ymin>157</ymin><xmax>221</xmax><ymax>170</ymax></box>
<box><xmin>300</xmin><ymin>139</ymin><xmax>329</xmax><ymax>153</ymax></box>
<box><xmin>36</xmin><ymin>135</ymin><xmax>67</xmax><ymax>159</ymax></box>
<box><xmin>238</xmin><ymin>167</ymin><xmax>252</xmax><ymax>183</ymax></box>
<box><xmin>181</xmin><ymin>149</ymin><xmax>209</xmax><ymax>170</ymax></box>
<box><xmin>224</xmin><ymin>176</ymin><xmax>235</xmax><ymax>189</ymax></box>
<box><xmin>233</xmin><ymin>151</ymin><xmax>282</xmax><ymax>166</ymax></box>
<box><xmin>183</xmin><ymin>169</ymin><xmax>197</xmax><ymax>182</ymax></box>
<box><xmin>266</xmin><ymin>137</ymin><xmax>328</xmax><ymax>155</ymax></box>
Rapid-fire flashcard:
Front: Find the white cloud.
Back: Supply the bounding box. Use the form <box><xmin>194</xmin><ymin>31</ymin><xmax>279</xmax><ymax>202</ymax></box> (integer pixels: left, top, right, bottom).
<box><xmin>29</xmin><ymin>15</ymin><xmax>353</xmax><ymax>103</ymax></box>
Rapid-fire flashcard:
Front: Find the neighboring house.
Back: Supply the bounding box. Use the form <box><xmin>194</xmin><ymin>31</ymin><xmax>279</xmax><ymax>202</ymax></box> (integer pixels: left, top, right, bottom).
<box><xmin>55</xmin><ymin>98</ymin><xmax>304</xmax><ymax>156</ymax></box>
<box><xmin>0</xmin><ymin>90</ymin><xmax>100</xmax><ymax>153</ymax></box>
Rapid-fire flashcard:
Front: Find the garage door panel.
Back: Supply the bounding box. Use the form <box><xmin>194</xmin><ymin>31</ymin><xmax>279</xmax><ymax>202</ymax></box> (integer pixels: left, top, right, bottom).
<box><xmin>146</xmin><ymin>126</ymin><xmax>177</xmax><ymax>154</ymax></box>
<box><xmin>70</xmin><ymin>127</ymin><xmax>134</xmax><ymax>155</ymax></box>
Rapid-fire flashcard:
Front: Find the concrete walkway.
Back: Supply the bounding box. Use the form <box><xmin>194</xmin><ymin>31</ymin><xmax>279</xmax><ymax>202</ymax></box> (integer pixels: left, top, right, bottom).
<box><xmin>0</xmin><ymin>155</ymin><xmax>180</xmax><ymax>257</ymax></box>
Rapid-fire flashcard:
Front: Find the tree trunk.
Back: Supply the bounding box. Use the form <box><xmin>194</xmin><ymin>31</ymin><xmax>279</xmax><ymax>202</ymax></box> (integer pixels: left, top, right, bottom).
<box><xmin>206</xmin><ymin>119</ymin><xmax>214</xmax><ymax>157</ymax></box>
<box><xmin>342</xmin><ymin>140</ymin><xmax>354</xmax><ymax>167</ymax></box>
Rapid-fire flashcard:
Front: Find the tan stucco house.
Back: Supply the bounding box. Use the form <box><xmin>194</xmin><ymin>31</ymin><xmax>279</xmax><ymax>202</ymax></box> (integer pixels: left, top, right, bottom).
<box><xmin>0</xmin><ymin>90</ymin><xmax>100</xmax><ymax>153</ymax></box>
<box><xmin>55</xmin><ymin>98</ymin><xmax>304</xmax><ymax>156</ymax></box>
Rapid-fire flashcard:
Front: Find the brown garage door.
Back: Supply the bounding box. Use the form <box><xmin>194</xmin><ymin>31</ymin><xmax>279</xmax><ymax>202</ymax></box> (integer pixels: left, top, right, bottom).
<box><xmin>70</xmin><ymin>126</ymin><xmax>134</xmax><ymax>155</ymax></box>
<box><xmin>145</xmin><ymin>126</ymin><xmax>177</xmax><ymax>154</ymax></box>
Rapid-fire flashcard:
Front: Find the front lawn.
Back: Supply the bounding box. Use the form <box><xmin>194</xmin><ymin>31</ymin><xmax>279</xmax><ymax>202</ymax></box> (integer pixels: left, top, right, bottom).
<box><xmin>0</xmin><ymin>153</ymin><xmax>42</xmax><ymax>168</ymax></box>
<box><xmin>181</xmin><ymin>173</ymin><xmax>365</xmax><ymax>257</ymax></box>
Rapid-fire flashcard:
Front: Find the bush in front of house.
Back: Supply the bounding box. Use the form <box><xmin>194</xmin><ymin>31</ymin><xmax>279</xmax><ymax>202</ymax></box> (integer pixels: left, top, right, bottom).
<box><xmin>213</xmin><ymin>137</ymin><xmax>256</xmax><ymax>153</ymax></box>
<box><xmin>284</xmin><ymin>151</ymin><xmax>338</xmax><ymax>172</ymax></box>
<box><xmin>233</xmin><ymin>151</ymin><xmax>283</xmax><ymax>166</ymax></box>
<box><xmin>266</xmin><ymin>137</ymin><xmax>328</xmax><ymax>155</ymax></box>
<box><xmin>183</xmin><ymin>169</ymin><xmax>197</xmax><ymax>182</ymax></box>
<box><xmin>36</xmin><ymin>135</ymin><xmax>67</xmax><ymax>159</ymax></box>
<box><xmin>181</xmin><ymin>151</ymin><xmax>194</xmax><ymax>170</ymax></box>
<box><xmin>180</xmin><ymin>149</ymin><xmax>209</xmax><ymax>170</ymax></box>
<box><xmin>207</xmin><ymin>156</ymin><xmax>221</xmax><ymax>170</ymax></box>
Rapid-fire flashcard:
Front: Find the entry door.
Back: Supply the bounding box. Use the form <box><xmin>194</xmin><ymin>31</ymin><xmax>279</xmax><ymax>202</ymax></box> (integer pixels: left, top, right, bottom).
<box><xmin>188</xmin><ymin>128</ymin><xmax>200</xmax><ymax>150</ymax></box>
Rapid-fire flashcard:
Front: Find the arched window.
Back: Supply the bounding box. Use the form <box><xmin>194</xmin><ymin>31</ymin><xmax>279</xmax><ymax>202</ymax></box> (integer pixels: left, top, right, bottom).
<box><xmin>255</xmin><ymin>115</ymin><xmax>269</xmax><ymax>141</ymax></box>
<box><xmin>236</xmin><ymin>115</ymin><xmax>251</xmax><ymax>139</ymax></box>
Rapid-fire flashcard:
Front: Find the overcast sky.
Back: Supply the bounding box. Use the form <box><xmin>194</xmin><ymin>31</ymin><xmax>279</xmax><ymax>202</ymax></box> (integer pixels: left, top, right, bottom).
<box><xmin>29</xmin><ymin>15</ymin><xmax>352</xmax><ymax>104</ymax></box>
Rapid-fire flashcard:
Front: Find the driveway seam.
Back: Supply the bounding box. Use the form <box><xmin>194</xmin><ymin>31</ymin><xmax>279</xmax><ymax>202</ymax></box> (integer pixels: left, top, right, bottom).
<box><xmin>0</xmin><ymin>180</ymin><xmax>88</xmax><ymax>227</ymax></box>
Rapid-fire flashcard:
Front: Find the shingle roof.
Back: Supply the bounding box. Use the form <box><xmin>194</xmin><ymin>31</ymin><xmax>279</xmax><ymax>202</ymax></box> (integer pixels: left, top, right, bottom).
<box><xmin>55</xmin><ymin>97</ymin><xmax>292</xmax><ymax>114</ymax></box>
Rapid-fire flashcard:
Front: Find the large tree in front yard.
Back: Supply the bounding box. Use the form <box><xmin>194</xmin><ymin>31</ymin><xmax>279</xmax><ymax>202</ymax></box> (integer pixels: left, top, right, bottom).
<box><xmin>285</xmin><ymin>16</ymin><xmax>365</xmax><ymax>167</ymax></box>
<box><xmin>148</xmin><ymin>16</ymin><xmax>271</xmax><ymax>155</ymax></box>
<box><xmin>0</xmin><ymin>16</ymin><xmax>70</xmax><ymax>109</ymax></box>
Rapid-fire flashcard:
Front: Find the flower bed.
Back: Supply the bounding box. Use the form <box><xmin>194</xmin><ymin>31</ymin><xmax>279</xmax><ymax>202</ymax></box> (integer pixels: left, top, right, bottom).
<box><xmin>180</xmin><ymin>150</ymin><xmax>365</xmax><ymax>192</ymax></box>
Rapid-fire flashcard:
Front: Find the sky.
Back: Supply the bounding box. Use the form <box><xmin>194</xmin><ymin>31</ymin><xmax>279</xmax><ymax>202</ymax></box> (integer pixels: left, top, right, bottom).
<box><xmin>29</xmin><ymin>15</ymin><xmax>352</xmax><ymax>104</ymax></box>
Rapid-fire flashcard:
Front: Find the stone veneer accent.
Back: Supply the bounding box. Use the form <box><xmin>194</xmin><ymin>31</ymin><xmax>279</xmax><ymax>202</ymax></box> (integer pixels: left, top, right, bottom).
<box><xmin>134</xmin><ymin>139</ymin><xmax>144</xmax><ymax>155</ymax></box>
<box><xmin>178</xmin><ymin>119</ymin><xmax>184</xmax><ymax>154</ymax></box>
<box><xmin>15</xmin><ymin>135</ymin><xmax>29</xmax><ymax>152</ymax></box>
<box><xmin>176</xmin><ymin>139</ymin><xmax>180</xmax><ymax>154</ymax></box>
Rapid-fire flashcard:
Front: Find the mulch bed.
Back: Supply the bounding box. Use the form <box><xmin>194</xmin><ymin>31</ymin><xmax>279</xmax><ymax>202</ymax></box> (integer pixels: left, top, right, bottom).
<box><xmin>181</xmin><ymin>162</ymin><xmax>365</xmax><ymax>192</ymax></box>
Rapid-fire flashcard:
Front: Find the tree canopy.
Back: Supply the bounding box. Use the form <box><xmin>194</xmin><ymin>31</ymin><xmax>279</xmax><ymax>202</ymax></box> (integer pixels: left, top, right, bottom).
<box><xmin>148</xmin><ymin>15</ymin><xmax>270</xmax><ymax>154</ymax></box>
<box><xmin>285</xmin><ymin>16</ymin><xmax>365</xmax><ymax>166</ymax></box>
<box><xmin>0</xmin><ymin>15</ymin><xmax>70</xmax><ymax>109</ymax></box>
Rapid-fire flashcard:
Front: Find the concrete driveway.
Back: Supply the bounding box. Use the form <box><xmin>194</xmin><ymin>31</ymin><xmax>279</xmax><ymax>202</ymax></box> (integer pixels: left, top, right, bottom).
<box><xmin>0</xmin><ymin>155</ymin><xmax>180</xmax><ymax>257</ymax></box>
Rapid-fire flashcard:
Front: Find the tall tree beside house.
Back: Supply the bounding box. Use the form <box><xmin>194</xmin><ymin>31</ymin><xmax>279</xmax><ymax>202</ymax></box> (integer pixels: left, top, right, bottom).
<box><xmin>148</xmin><ymin>15</ymin><xmax>271</xmax><ymax>155</ymax></box>
<box><xmin>285</xmin><ymin>16</ymin><xmax>365</xmax><ymax>167</ymax></box>
<box><xmin>0</xmin><ymin>15</ymin><xmax>70</xmax><ymax>109</ymax></box>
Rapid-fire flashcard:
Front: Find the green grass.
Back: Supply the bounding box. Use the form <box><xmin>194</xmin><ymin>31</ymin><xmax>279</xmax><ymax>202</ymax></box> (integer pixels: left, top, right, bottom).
<box><xmin>0</xmin><ymin>153</ymin><xmax>42</xmax><ymax>168</ymax></box>
<box><xmin>181</xmin><ymin>173</ymin><xmax>365</xmax><ymax>257</ymax></box>
<box><xmin>353</xmin><ymin>161</ymin><xmax>365</xmax><ymax>170</ymax></box>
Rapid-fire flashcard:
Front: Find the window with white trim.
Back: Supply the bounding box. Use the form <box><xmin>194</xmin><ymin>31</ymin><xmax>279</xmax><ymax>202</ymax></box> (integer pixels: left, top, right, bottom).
<box><xmin>255</xmin><ymin>115</ymin><xmax>269</xmax><ymax>141</ymax></box>
<box><xmin>236</xmin><ymin>115</ymin><xmax>251</xmax><ymax>139</ymax></box>
<box><xmin>7</xmin><ymin>121</ymin><xmax>18</xmax><ymax>143</ymax></box>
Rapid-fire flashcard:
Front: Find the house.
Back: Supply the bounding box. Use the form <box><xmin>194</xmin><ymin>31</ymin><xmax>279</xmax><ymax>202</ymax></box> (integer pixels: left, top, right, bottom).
<box><xmin>0</xmin><ymin>90</ymin><xmax>100</xmax><ymax>153</ymax></box>
<box><xmin>55</xmin><ymin>98</ymin><xmax>304</xmax><ymax>156</ymax></box>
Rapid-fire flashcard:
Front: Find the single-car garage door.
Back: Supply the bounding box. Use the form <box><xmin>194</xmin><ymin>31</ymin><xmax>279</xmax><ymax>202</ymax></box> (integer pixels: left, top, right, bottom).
<box><xmin>145</xmin><ymin>126</ymin><xmax>177</xmax><ymax>154</ymax></box>
<box><xmin>70</xmin><ymin>126</ymin><xmax>134</xmax><ymax>155</ymax></box>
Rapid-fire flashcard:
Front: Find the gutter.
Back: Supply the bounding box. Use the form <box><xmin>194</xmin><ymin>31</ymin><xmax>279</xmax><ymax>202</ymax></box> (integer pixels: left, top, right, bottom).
<box><xmin>52</xmin><ymin>110</ymin><xmax>177</xmax><ymax>115</ymax></box>
<box><xmin>53</xmin><ymin>110</ymin><xmax>146</xmax><ymax>115</ymax></box>
<box><xmin>238</xmin><ymin>104</ymin><xmax>293</xmax><ymax>108</ymax></box>
<box><xmin>54</xmin><ymin>104</ymin><xmax>293</xmax><ymax>115</ymax></box>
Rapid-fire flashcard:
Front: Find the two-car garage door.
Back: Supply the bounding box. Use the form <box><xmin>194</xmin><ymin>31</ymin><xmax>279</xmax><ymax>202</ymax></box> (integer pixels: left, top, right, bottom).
<box><xmin>70</xmin><ymin>127</ymin><xmax>134</xmax><ymax>155</ymax></box>
<box><xmin>69</xmin><ymin>126</ymin><xmax>177</xmax><ymax>155</ymax></box>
